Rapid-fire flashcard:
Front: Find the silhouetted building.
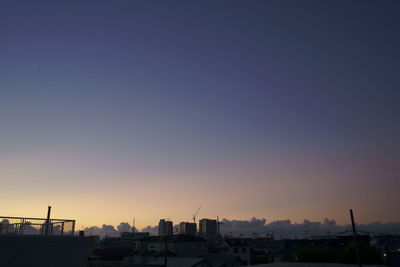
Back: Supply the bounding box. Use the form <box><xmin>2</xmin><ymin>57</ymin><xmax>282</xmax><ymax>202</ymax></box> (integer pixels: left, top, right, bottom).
<box><xmin>179</xmin><ymin>222</ymin><xmax>197</xmax><ymax>235</ymax></box>
<box><xmin>199</xmin><ymin>219</ymin><xmax>217</xmax><ymax>238</ymax></box>
<box><xmin>158</xmin><ymin>219</ymin><xmax>173</xmax><ymax>236</ymax></box>
<box><xmin>223</xmin><ymin>238</ymin><xmax>251</xmax><ymax>264</ymax></box>
<box><xmin>120</xmin><ymin>231</ymin><xmax>149</xmax><ymax>239</ymax></box>
<box><xmin>130</xmin><ymin>235</ymin><xmax>207</xmax><ymax>259</ymax></box>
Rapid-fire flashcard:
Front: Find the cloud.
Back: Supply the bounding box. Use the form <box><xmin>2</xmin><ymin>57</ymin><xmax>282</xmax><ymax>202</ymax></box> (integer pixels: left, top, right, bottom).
<box><xmin>141</xmin><ymin>225</ymin><xmax>158</xmax><ymax>235</ymax></box>
<box><xmin>117</xmin><ymin>222</ymin><xmax>134</xmax><ymax>233</ymax></box>
<box><xmin>84</xmin><ymin>224</ymin><xmax>119</xmax><ymax>238</ymax></box>
<box><xmin>83</xmin><ymin>222</ymin><xmax>139</xmax><ymax>238</ymax></box>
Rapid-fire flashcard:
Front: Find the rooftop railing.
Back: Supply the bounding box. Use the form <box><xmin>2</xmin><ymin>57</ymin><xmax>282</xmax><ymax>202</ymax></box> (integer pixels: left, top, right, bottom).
<box><xmin>0</xmin><ymin>216</ymin><xmax>75</xmax><ymax>236</ymax></box>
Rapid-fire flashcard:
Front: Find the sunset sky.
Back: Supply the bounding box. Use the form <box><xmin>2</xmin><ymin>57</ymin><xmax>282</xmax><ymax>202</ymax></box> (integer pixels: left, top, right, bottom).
<box><xmin>1</xmin><ymin>1</ymin><xmax>399</xmax><ymax>230</ymax></box>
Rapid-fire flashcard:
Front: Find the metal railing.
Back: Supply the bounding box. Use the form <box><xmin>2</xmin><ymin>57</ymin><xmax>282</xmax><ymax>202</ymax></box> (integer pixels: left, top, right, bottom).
<box><xmin>0</xmin><ymin>216</ymin><xmax>75</xmax><ymax>236</ymax></box>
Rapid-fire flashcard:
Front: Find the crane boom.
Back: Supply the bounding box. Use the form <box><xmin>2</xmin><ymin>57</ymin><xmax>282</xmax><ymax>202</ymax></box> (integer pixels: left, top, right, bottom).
<box><xmin>192</xmin><ymin>205</ymin><xmax>201</xmax><ymax>223</ymax></box>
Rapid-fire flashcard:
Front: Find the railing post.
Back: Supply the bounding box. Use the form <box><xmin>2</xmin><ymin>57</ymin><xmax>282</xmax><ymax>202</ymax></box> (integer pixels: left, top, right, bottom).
<box><xmin>71</xmin><ymin>220</ymin><xmax>75</xmax><ymax>236</ymax></box>
<box><xmin>61</xmin><ymin>222</ymin><xmax>64</xmax><ymax>235</ymax></box>
<box><xmin>19</xmin><ymin>218</ymin><xmax>25</xmax><ymax>236</ymax></box>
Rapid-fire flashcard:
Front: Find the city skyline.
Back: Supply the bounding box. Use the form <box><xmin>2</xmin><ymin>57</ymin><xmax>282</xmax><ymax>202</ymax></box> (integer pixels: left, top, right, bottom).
<box><xmin>1</xmin><ymin>0</ymin><xmax>399</xmax><ymax>230</ymax></box>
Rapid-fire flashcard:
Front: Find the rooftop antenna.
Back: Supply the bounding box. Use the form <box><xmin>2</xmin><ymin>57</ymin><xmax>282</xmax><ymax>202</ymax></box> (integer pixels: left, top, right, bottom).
<box><xmin>193</xmin><ymin>205</ymin><xmax>201</xmax><ymax>223</ymax></box>
<box><xmin>132</xmin><ymin>218</ymin><xmax>135</xmax><ymax>232</ymax></box>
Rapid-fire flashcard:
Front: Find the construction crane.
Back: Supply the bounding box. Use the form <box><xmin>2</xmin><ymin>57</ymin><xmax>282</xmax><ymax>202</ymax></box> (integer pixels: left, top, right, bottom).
<box><xmin>192</xmin><ymin>205</ymin><xmax>201</xmax><ymax>223</ymax></box>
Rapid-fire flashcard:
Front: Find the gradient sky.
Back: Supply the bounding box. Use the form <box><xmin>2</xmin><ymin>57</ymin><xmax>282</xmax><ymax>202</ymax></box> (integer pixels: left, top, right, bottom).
<box><xmin>1</xmin><ymin>1</ymin><xmax>399</xmax><ymax>229</ymax></box>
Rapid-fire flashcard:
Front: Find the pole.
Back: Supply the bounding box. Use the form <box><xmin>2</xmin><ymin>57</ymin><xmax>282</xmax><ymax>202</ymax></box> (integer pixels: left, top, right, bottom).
<box><xmin>45</xmin><ymin>206</ymin><xmax>51</xmax><ymax>236</ymax></box>
<box><xmin>164</xmin><ymin>236</ymin><xmax>168</xmax><ymax>267</ymax></box>
<box><xmin>350</xmin><ymin>209</ymin><xmax>362</xmax><ymax>267</ymax></box>
<box><xmin>71</xmin><ymin>220</ymin><xmax>76</xmax><ymax>236</ymax></box>
<box><xmin>19</xmin><ymin>218</ymin><xmax>25</xmax><ymax>236</ymax></box>
<box><xmin>217</xmin><ymin>216</ymin><xmax>220</xmax><ymax>238</ymax></box>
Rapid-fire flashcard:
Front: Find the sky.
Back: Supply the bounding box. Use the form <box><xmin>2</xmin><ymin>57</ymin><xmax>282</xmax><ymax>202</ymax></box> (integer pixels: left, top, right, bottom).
<box><xmin>0</xmin><ymin>1</ymin><xmax>399</xmax><ymax>230</ymax></box>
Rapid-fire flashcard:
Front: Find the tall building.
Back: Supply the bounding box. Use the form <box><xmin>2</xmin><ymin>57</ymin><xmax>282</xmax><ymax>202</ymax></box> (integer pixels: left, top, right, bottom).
<box><xmin>158</xmin><ymin>219</ymin><xmax>173</xmax><ymax>236</ymax></box>
<box><xmin>179</xmin><ymin>222</ymin><xmax>197</xmax><ymax>235</ymax></box>
<box><xmin>199</xmin><ymin>219</ymin><xmax>217</xmax><ymax>238</ymax></box>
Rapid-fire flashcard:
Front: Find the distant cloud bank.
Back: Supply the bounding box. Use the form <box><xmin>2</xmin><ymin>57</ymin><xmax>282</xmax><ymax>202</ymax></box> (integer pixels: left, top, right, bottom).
<box><xmin>83</xmin><ymin>218</ymin><xmax>400</xmax><ymax>238</ymax></box>
<box><xmin>84</xmin><ymin>222</ymin><xmax>138</xmax><ymax>238</ymax></box>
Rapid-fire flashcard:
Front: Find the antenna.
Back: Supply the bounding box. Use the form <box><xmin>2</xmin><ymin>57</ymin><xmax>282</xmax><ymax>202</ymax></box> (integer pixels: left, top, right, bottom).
<box><xmin>192</xmin><ymin>205</ymin><xmax>201</xmax><ymax>223</ymax></box>
<box><xmin>132</xmin><ymin>218</ymin><xmax>135</xmax><ymax>233</ymax></box>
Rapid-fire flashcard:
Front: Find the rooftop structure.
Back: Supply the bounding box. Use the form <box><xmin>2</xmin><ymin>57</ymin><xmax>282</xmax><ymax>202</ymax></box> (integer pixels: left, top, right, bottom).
<box><xmin>0</xmin><ymin>216</ymin><xmax>75</xmax><ymax>236</ymax></box>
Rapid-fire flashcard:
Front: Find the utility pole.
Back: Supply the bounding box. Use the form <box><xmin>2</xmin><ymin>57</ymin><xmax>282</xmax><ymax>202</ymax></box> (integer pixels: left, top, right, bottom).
<box><xmin>164</xmin><ymin>235</ymin><xmax>168</xmax><ymax>267</ymax></box>
<box><xmin>350</xmin><ymin>209</ymin><xmax>362</xmax><ymax>267</ymax></box>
